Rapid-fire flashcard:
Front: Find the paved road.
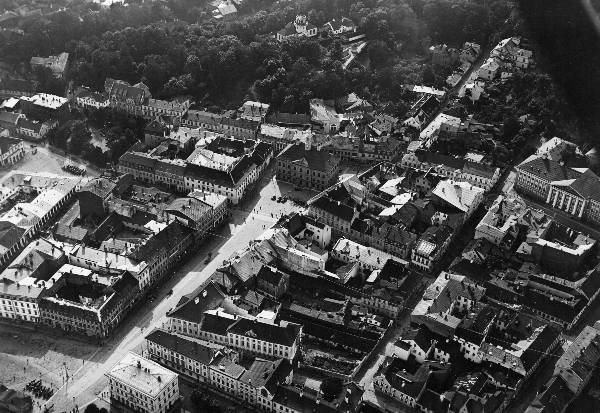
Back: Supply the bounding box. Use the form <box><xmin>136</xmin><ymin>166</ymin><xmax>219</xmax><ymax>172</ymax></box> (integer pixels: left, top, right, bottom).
<box><xmin>44</xmin><ymin>170</ymin><xmax>305</xmax><ymax>412</ymax></box>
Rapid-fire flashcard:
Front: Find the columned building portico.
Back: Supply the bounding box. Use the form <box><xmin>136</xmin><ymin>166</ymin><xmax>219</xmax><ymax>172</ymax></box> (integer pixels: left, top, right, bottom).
<box><xmin>546</xmin><ymin>185</ymin><xmax>585</xmax><ymax>218</ymax></box>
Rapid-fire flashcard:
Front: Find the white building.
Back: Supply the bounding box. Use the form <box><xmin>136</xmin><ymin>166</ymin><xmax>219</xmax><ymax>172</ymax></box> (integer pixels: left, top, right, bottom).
<box><xmin>106</xmin><ymin>352</ymin><xmax>179</xmax><ymax>413</ymax></box>
<box><xmin>478</xmin><ymin>58</ymin><xmax>500</xmax><ymax>80</ymax></box>
<box><xmin>276</xmin><ymin>15</ymin><xmax>318</xmax><ymax>42</ymax></box>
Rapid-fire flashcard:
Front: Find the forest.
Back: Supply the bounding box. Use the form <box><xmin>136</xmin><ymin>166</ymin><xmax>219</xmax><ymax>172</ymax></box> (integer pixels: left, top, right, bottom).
<box><xmin>1</xmin><ymin>0</ymin><xmax>513</xmax><ymax>114</ymax></box>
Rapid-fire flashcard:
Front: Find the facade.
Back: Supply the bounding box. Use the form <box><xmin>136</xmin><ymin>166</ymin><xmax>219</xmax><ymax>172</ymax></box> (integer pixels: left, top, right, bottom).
<box><xmin>0</xmin><ymin>136</ymin><xmax>25</xmax><ymax>166</ymax></box>
<box><xmin>226</xmin><ymin>318</ymin><xmax>302</xmax><ymax>360</ymax></box>
<box><xmin>106</xmin><ymin>352</ymin><xmax>179</xmax><ymax>413</ymax></box>
<box><xmin>515</xmin><ymin>154</ymin><xmax>600</xmax><ymax>224</ymax></box>
<box><xmin>146</xmin><ymin>329</ymin><xmax>297</xmax><ymax>413</ymax></box>
<box><xmin>38</xmin><ymin>264</ymin><xmax>139</xmax><ymax>338</ymax></box>
<box><xmin>74</xmin><ymin>86</ymin><xmax>109</xmax><ymax>109</ymax></box>
<box><xmin>276</xmin><ymin>15</ymin><xmax>317</xmax><ymax>41</ymax></box>
<box><xmin>0</xmin><ymin>78</ymin><xmax>38</xmax><ymax>99</ymax></box>
<box><xmin>16</xmin><ymin>117</ymin><xmax>56</xmax><ymax>140</ymax></box>
<box><xmin>30</xmin><ymin>52</ymin><xmax>69</xmax><ymax>78</ymax></box>
<box><xmin>276</xmin><ymin>143</ymin><xmax>340</xmax><ymax>191</ymax></box>
<box><xmin>411</xmin><ymin>225</ymin><xmax>453</xmax><ymax>272</ymax></box>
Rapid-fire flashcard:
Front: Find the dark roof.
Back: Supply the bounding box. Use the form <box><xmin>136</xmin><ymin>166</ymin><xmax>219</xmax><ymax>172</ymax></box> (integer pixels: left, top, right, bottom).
<box><xmin>168</xmin><ymin>281</ymin><xmax>226</xmax><ymax>323</ymax></box>
<box><xmin>166</xmin><ymin>197</ymin><xmax>212</xmax><ymax>224</ymax></box>
<box><xmin>378</xmin><ymin>259</ymin><xmax>407</xmax><ymax>281</ymax></box>
<box><xmin>267</xmin><ymin>112</ymin><xmax>311</xmax><ymax>127</ymax></box>
<box><xmin>404</xmin><ymin>325</ymin><xmax>441</xmax><ymax>352</ymax></box>
<box><xmin>528</xmin><ymin>376</ymin><xmax>574</xmax><ymax>413</ymax></box>
<box><xmin>145</xmin><ymin>120</ymin><xmax>168</xmax><ymax>136</ymax></box>
<box><xmin>518</xmin><ymin>156</ymin><xmax>581</xmax><ymax>182</ymax></box>
<box><xmin>201</xmin><ymin>312</ymin><xmax>237</xmax><ymax>336</ymax></box>
<box><xmin>414</xmin><ymin>149</ymin><xmax>466</xmax><ymax>170</ymax></box>
<box><xmin>54</xmin><ymin>223</ymin><xmax>88</xmax><ymax>243</ymax></box>
<box><xmin>227</xmin><ymin>318</ymin><xmax>301</xmax><ymax>346</ymax></box>
<box><xmin>256</xmin><ymin>265</ymin><xmax>285</xmax><ymax>286</ymax></box>
<box><xmin>278</xmin><ymin>143</ymin><xmax>339</xmax><ymax>172</ymax></box>
<box><xmin>0</xmin><ymin>111</ymin><xmax>22</xmax><ymax>125</ymax></box>
<box><xmin>145</xmin><ymin>329</ymin><xmax>221</xmax><ymax>365</ymax></box>
<box><xmin>0</xmin><ymin>78</ymin><xmax>37</xmax><ymax>93</ymax></box>
<box><xmin>272</xmin><ymin>385</ymin><xmax>339</xmax><ymax>413</ymax></box>
<box><xmin>311</xmin><ymin>196</ymin><xmax>354</xmax><ymax>222</ymax></box>
<box><xmin>251</xmin><ymin>141</ymin><xmax>273</xmax><ymax>166</ymax></box>
<box><xmin>220</xmin><ymin>117</ymin><xmax>259</xmax><ymax>131</ymax></box>
<box><xmin>0</xmin><ymin>135</ymin><xmax>21</xmax><ymax>154</ymax></box>
<box><xmin>185</xmin><ymin>110</ymin><xmax>222</xmax><ymax>124</ymax></box>
<box><xmin>185</xmin><ymin>159</ymin><xmax>253</xmax><ymax>188</ymax></box>
<box><xmin>119</xmin><ymin>151</ymin><xmax>157</xmax><ymax>169</ymax></box>
<box><xmin>0</xmin><ymin>221</ymin><xmax>25</xmax><ymax>249</ymax></box>
<box><xmin>521</xmin><ymin>325</ymin><xmax>560</xmax><ymax>373</ymax></box>
<box><xmin>80</xmin><ymin>177</ymin><xmax>116</xmax><ymax>199</ymax></box>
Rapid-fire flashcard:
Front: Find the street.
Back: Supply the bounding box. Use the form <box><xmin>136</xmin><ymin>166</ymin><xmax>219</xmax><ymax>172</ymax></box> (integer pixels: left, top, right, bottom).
<box><xmin>41</xmin><ymin>168</ymin><xmax>306</xmax><ymax>412</ymax></box>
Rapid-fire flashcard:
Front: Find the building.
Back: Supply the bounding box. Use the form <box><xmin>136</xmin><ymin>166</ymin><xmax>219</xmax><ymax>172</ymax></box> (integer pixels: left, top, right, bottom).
<box><xmin>146</xmin><ymin>328</ymin><xmax>296</xmax><ymax>413</ymax></box>
<box><xmin>323</xmin><ymin>17</ymin><xmax>357</xmax><ymax>35</ymax></box>
<box><xmin>106</xmin><ymin>352</ymin><xmax>179</xmax><ymax>413</ymax></box>
<box><xmin>411</xmin><ymin>272</ymin><xmax>485</xmax><ymax>337</ymax></box>
<box><xmin>276</xmin><ymin>15</ymin><xmax>317</xmax><ymax>41</ymax></box>
<box><xmin>20</xmin><ymin>93</ymin><xmax>68</xmax><ymax>120</ymax></box>
<box><xmin>239</xmin><ymin>101</ymin><xmax>269</xmax><ymax>122</ymax></box>
<box><xmin>0</xmin><ymin>385</ymin><xmax>32</xmax><ymax>413</ymax></box>
<box><xmin>276</xmin><ymin>143</ymin><xmax>340</xmax><ymax>191</ymax></box>
<box><xmin>478</xmin><ymin>57</ymin><xmax>500</xmax><ymax>80</ymax></box>
<box><xmin>0</xmin><ymin>136</ymin><xmax>24</xmax><ymax>166</ymax></box>
<box><xmin>226</xmin><ymin>317</ymin><xmax>302</xmax><ymax>360</ymax></box>
<box><xmin>431</xmin><ymin>179</ymin><xmax>484</xmax><ymax>219</ymax></box>
<box><xmin>554</xmin><ymin>325</ymin><xmax>600</xmax><ymax>395</ymax></box>
<box><xmin>332</xmin><ymin>238</ymin><xmax>400</xmax><ymax>272</ymax></box>
<box><xmin>0</xmin><ymin>78</ymin><xmax>38</xmax><ymax>99</ymax></box>
<box><xmin>475</xmin><ymin>194</ymin><xmax>522</xmax><ymax>247</ymax></box>
<box><xmin>310</xmin><ymin>99</ymin><xmax>340</xmax><ymax>134</ymax></box>
<box><xmin>259</xmin><ymin>123</ymin><xmax>312</xmax><ymax>153</ymax></box>
<box><xmin>30</xmin><ymin>52</ymin><xmax>69</xmax><ymax>78</ymax></box>
<box><xmin>16</xmin><ymin>117</ymin><xmax>56</xmax><ymax>140</ymax></box>
<box><xmin>515</xmin><ymin>154</ymin><xmax>600</xmax><ymax>224</ymax></box>
<box><xmin>74</xmin><ymin>86</ymin><xmax>109</xmax><ymax>109</ymax></box>
<box><xmin>411</xmin><ymin>225</ymin><xmax>453</xmax><ymax>272</ymax></box>
<box><xmin>38</xmin><ymin>264</ymin><xmax>139</xmax><ymax>338</ymax></box>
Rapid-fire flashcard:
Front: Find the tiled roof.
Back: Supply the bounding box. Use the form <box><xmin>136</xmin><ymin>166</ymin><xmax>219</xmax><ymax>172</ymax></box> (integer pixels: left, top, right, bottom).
<box><xmin>168</xmin><ymin>281</ymin><xmax>225</xmax><ymax>323</ymax></box>
<box><xmin>166</xmin><ymin>197</ymin><xmax>212</xmax><ymax>224</ymax></box>
<box><xmin>145</xmin><ymin>328</ymin><xmax>222</xmax><ymax>365</ymax></box>
<box><xmin>278</xmin><ymin>143</ymin><xmax>338</xmax><ymax>172</ymax></box>
<box><xmin>0</xmin><ymin>221</ymin><xmax>26</xmax><ymax>250</ymax></box>
<box><xmin>0</xmin><ymin>78</ymin><xmax>37</xmax><ymax>93</ymax></box>
<box><xmin>518</xmin><ymin>155</ymin><xmax>581</xmax><ymax>182</ymax></box>
<box><xmin>414</xmin><ymin>149</ymin><xmax>466</xmax><ymax>170</ymax></box>
<box><xmin>80</xmin><ymin>177</ymin><xmax>116</xmax><ymax>199</ymax></box>
<box><xmin>0</xmin><ymin>135</ymin><xmax>21</xmax><ymax>154</ymax></box>
<box><xmin>201</xmin><ymin>312</ymin><xmax>237</xmax><ymax>336</ymax></box>
<box><xmin>311</xmin><ymin>196</ymin><xmax>354</xmax><ymax>222</ymax></box>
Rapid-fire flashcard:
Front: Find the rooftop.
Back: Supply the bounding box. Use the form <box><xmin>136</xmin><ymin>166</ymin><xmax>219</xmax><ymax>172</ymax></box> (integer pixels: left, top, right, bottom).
<box><xmin>106</xmin><ymin>352</ymin><xmax>177</xmax><ymax>397</ymax></box>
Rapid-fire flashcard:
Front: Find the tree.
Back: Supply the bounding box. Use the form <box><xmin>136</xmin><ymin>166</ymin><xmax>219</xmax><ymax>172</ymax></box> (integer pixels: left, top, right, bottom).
<box><xmin>320</xmin><ymin>377</ymin><xmax>343</xmax><ymax>402</ymax></box>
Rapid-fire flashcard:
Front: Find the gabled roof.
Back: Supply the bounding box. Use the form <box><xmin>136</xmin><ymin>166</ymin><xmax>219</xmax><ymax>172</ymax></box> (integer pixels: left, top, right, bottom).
<box><xmin>311</xmin><ymin>196</ymin><xmax>354</xmax><ymax>222</ymax></box>
<box><xmin>278</xmin><ymin>143</ymin><xmax>338</xmax><ymax>172</ymax></box>
<box><xmin>432</xmin><ymin>180</ymin><xmax>484</xmax><ymax>212</ymax></box>
<box><xmin>168</xmin><ymin>281</ymin><xmax>226</xmax><ymax>323</ymax></box>
<box><xmin>145</xmin><ymin>328</ymin><xmax>223</xmax><ymax>365</ymax></box>
<box><xmin>0</xmin><ymin>135</ymin><xmax>21</xmax><ymax>154</ymax></box>
<box><xmin>517</xmin><ymin>155</ymin><xmax>582</xmax><ymax>182</ymax></box>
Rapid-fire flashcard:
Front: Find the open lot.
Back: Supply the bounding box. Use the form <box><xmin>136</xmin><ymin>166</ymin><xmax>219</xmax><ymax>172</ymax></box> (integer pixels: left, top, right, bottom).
<box><xmin>0</xmin><ymin>144</ymin><xmax>99</xmax><ymax>182</ymax></box>
<box><xmin>0</xmin><ymin>324</ymin><xmax>99</xmax><ymax>410</ymax></box>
